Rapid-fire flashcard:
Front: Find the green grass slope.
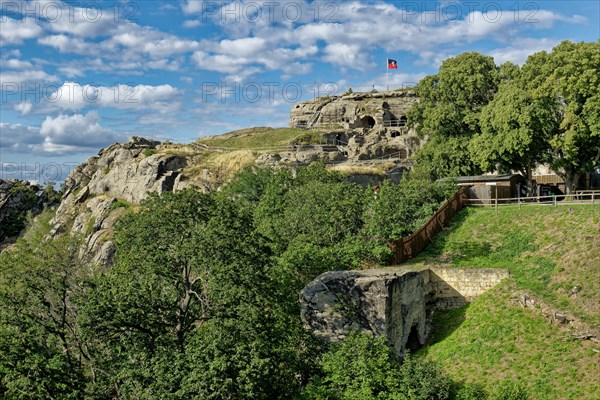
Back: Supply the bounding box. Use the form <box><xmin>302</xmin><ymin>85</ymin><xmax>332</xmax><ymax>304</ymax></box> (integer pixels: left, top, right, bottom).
<box><xmin>411</xmin><ymin>205</ymin><xmax>600</xmax><ymax>399</ymax></box>
<box><xmin>196</xmin><ymin>127</ymin><xmax>324</xmax><ymax>150</ymax></box>
<box><xmin>412</xmin><ymin>205</ymin><xmax>600</xmax><ymax>327</ymax></box>
<box><xmin>420</xmin><ymin>282</ymin><xmax>599</xmax><ymax>400</ymax></box>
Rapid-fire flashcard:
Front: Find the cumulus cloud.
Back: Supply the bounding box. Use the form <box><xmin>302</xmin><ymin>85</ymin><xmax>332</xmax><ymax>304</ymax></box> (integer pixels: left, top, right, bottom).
<box><xmin>15</xmin><ymin>102</ymin><xmax>33</xmax><ymax>115</ymax></box>
<box><xmin>490</xmin><ymin>38</ymin><xmax>561</xmax><ymax>65</ymax></box>
<box><xmin>1</xmin><ymin>112</ymin><xmax>127</xmax><ymax>156</ymax></box>
<box><xmin>183</xmin><ymin>20</ymin><xmax>201</xmax><ymax>28</ymax></box>
<box><xmin>0</xmin><ymin>17</ymin><xmax>42</xmax><ymax>44</ymax></box>
<box><xmin>40</xmin><ymin>82</ymin><xmax>181</xmax><ymax>113</ymax></box>
<box><xmin>36</xmin><ymin>112</ymin><xmax>125</xmax><ymax>154</ymax></box>
<box><xmin>184</xmin><ymin>1</ymin><xmax>590</xmax><ymax>75</ymax></box>
<box><xmin>0</xmin><ymin>122</ymin><xmax>41</xmax><ymax>152</ymax></box>
<box><xmin>0</xmin><ymin>68</ymin><xmax>56</xmax><ymax>85</ymax></box>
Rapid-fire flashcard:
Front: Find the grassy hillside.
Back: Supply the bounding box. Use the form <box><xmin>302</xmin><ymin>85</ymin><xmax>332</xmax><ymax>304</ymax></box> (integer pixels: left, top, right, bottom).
<box><xmin>410</xmin><ymin>205</ymin><xmax>600</xmax><ymax>399</ymax></box>
<box><xmin>196</xmin><ymin>127</ymin><xmax>324</xmax><ymax>150</ymax></box>
<box><xmin>420</xmin><ymin>281</ymin><xmax>599</xmax><ymax>400</ymax></box>
<box><xmin>410</xmin><ymin>204</ymin><xmax>600</xmax><ymax>327</ymax></box>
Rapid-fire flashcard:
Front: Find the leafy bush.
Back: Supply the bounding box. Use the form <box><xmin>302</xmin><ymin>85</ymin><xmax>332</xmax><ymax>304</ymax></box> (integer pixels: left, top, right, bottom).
<box><xmin>364</xmin><ymin>177</ymin><xmax>456</xmax><ymax>241</ymax></box>
<box><xmin>142</xmin><ymin>148</ymin><xmax>157</xmax><ymax>157</ymax></box>
<box><xmin>109</xmin><ymin>198</ymin><xmax>130</xmax><ymax>210</ymax></box>
<box><xmin>302</xmin><ymin>333</ymin><xmax>451</xmax><ymax>400</ymax></box>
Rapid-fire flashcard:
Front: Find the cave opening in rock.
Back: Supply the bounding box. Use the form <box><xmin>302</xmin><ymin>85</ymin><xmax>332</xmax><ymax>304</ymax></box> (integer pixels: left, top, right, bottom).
<box><xmin>406</xmin><ymin>324</ymin><xmax>422</xmax><ymax>352</ymax></box>
<box><xmin>360</xmin><ymin>116</ymin><xmax>376</xmax><ymax>129</ymax></box>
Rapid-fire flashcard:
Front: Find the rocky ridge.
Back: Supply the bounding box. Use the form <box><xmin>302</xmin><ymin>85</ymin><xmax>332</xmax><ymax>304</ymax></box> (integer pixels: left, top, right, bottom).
<box><xmin>46</xmin><ymin>90</ymin><xmax>426</xmax><ymax>267</ymax></box>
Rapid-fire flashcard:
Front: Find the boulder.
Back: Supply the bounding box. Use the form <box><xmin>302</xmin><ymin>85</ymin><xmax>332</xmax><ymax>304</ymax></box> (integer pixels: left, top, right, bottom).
<box><xmin>300</xmin><ymin>269</ymin><xmax>429</xmax><ymax>355</ymax></box>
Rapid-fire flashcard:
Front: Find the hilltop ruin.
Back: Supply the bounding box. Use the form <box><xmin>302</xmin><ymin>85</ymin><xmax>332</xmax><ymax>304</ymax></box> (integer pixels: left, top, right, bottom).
<box><xmin>288</xmin><ymin>90</ymin><xmax>424</xmax><ymax>162</ymax></box>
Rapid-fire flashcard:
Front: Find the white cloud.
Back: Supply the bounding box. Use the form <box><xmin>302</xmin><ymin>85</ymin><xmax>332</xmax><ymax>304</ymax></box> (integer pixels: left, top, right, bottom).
<box><xmin>58</xmin><ymin>66</ymin><xmax>85</xmax><ymax>78</ymax></box>
<box><xmin>0</xmin><ymin>122</ymin><xmax>41</xmax><ymax>152</ymax></box>
<box><xmin>38</xmin><ymin>34</ymin><xmax>89</xmax><ymax>53</ymax></box>
<box><xmin>35</xmin><ymin>112</ymin><xmax>126</xmax><ymax>155</ymax></box>
<box><xmin>0</xmin><ymin>17</ymin><xmax>42</xmax><ymax>44</ymax></box>
<box><xmin>185</xmin><ymin>1</ymin><xmax>589</xmax><ymax>75</ymax></box>
<box><xmin>15</xmin><ymin>102</ymin><xmax>33</xmax><ymax>115</ymax></box>
<box><xmin>490</xmin><ymin>38</ymin><xmax>561</xmax><ymax>65</ymax></box>
<box><xmin>182</xmin><ymin>0</ymin><xmax>204</xmax><ymax>15</ymax></box>
<box><xmin>41</xmin><ymin>82</ymin><xmax>181</xmax><ymax>113</ymax></box>
<box><xmin>183</xmin><ymin>20</ymin><xmax>201</xmax><ymax>28</ymax></box>
<box><xmin>322</xmin><ymin>43</ymin><xmax>368</xmax><ymax>69</ymax></box>
<box><xmin>1</xmin><ymin>112</ymin><xmax>127</xmax><ymax>156</ymax></box>
<box><xmin>0</xmin><ymin>69</ymin><xmax>56</xmax><ymax>85</ymax></box>
<box><xmin>0</xmin><ymin>58</ymin><xmax>34</xmax><ymax>69</ymax></box>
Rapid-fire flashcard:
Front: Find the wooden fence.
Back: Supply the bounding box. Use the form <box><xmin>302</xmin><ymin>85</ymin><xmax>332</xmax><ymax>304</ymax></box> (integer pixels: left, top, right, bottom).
<box><xmin>390</xmin><ymin>188</ymin><xmax>468</xmax><ymax>264</ymax></box>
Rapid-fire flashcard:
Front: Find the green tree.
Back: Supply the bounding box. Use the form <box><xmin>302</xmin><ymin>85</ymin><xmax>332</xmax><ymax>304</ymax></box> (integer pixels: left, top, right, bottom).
<box><xmin>540</xmin><ymin>40</ymin><xmax>600</xmax><ymax>192</ymax></box>
<box><xmin>0</xmin><ymin>213</ymin><xmax>88</xmax><ymax>399</ymax></box>
<box><xmin>301</xmin><ymin>333</ymin><xmax>451</xmax><ymax>400</ymax></box>
<box><xmin>473</xmin><ymin>69</ymin><xmax>557</xmax><ymax>190</ymax></box>
<box><xmin>409</xmin><ymin>52</ymin><xmax>500</xmax><ymax>178</ymax></box>
<box><xmin>365</xmin><ymin>178</ymin><xmax>455</xmax><ymax>242</ymax></box>
<box><xmin>81</xmin><ymin>189</ymin><xmax>316</xmax><ymax>398</ymax></box>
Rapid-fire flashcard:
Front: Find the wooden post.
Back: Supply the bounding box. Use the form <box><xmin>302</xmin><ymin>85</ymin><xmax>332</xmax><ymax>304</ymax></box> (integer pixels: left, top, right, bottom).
<box><xmin>553</xmin><ymin>194</ymin><xmax>556</xmax><ymax>206</ymax></box>
<box><xmin>495</xmin><ymin>187</ymin><xmax>498</xmax><ymax>216</ymax></box>
<box><xmin>593</xmin><ymin>192</ymin><xmax>595</xmax><ymax>205</ymax></box>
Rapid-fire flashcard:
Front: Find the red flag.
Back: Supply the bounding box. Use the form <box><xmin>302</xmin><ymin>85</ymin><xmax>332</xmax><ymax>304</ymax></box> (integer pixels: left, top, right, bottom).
<box><xmin>387</xmin><ymin>59</ymin><xmax>398</xmax><ymax>69</ymax></box>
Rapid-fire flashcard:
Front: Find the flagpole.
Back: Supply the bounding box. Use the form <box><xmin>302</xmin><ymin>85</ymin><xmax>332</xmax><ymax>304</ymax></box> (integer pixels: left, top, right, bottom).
<box><xmin>386</xmin><ymin>58</ymin><xmax>389</xmax><ymax>91</ymax></box>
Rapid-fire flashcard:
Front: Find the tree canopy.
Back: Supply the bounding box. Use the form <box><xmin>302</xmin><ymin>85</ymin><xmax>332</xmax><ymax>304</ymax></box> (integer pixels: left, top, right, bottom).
<box><xmin>410</xmin><ymin>40</ymin><xmax>600</xmax><ymax>193</ymax></box>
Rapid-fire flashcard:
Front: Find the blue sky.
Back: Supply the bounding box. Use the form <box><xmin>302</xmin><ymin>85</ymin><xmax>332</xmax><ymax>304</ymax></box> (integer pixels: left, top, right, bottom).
<box><xmin>1</xmin><ymin>0</ymin><xmax>598</xmax><ymax>184</ymax></box>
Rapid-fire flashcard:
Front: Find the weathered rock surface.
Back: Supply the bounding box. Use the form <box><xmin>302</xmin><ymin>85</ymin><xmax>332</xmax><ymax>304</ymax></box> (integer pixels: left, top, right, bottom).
<box><xmin>286</xmin><ymin>90</ymin><xmax>425</xmax><ymax>165</ymax></box>
<box><xmin>301</xmin><ymin>269</ymin><xmax>429</xmax><ymax>355</ymax></box>
<box><xmin>290</xmin><ymin>90</ymin><xmax>417</xmax><ymax>130</ymax></box>
<box><xmin>51</xmin><ymin>137</ymin><xmax>206</xmax><ymax>267</ymax></box>
<box><xmin>300</xmin><ymin>268</ymin><xmax>509</xmax><ymax>355</ymax></box>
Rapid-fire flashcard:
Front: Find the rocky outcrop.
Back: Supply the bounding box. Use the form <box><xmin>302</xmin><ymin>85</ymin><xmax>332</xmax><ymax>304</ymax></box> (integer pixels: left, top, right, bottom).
<box><xmin>301</xmin><ymin>269</ymin><xmax>429</xmax><ymax>355</ymax></box>
<box><xmin>300</xmin><ymin>268</ymin><xmax>509</xmax><ymax>355</ymax></box>
<box><xmin>287</xmin><ymin>90</ymin><xmax>425</xmax><ymax>165</ymax></box>
<box><xmin>50</xmin><ymin>137</ymin><xmax>202</xmax><ymax>267</ymax></box>
<box><xmin>290</xmin><ymin>90</ymin><xmax>417</xmax><ymax>130</ymax></box>
<box><xmin>61</xmin><ymin>136</ymin><xmax>185</xmax><ymax>204</ymax></box>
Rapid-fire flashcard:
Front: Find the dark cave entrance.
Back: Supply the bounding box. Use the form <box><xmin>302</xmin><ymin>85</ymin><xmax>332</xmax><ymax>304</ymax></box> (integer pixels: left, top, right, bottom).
<box><xmin>406</xmin><ymin>325</ymin><xmax>422</xmax><ymax>352</ymax></box>
<box><xmin>360</xmin><ymin>116</ymin><xmax>376</xmax><ymax>129</ymax></box>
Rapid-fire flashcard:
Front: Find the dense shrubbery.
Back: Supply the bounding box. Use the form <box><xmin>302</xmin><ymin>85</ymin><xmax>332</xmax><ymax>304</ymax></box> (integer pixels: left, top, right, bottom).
<box><xmin>0</xmin><ymin>164</ymin><xmax>527</xmax><ymax>399</ymax></box>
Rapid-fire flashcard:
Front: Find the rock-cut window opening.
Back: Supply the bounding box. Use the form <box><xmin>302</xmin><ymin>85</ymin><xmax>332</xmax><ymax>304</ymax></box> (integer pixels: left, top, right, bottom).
<box><xmin>360</xmin><ymin>116</ymin><xmax>376</xmax><ymax>129</ymax></box>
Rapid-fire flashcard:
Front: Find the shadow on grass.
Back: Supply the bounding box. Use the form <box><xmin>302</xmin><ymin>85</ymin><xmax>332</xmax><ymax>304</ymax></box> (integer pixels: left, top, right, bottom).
<box><xmin>420</xmin><ymin>305</ymin><xmax>470</xmax><ymax>354</ymax></box>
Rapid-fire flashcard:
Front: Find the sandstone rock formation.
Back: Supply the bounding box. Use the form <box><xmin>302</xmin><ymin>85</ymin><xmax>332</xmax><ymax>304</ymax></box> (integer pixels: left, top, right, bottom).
<box><xmin>50</xmin><ymin>137</ymin><xmax>208</xmax><ymax>267</ymax></box>
<box><xmin>300</xmin><ymin>268</ymin><xmax>509</xmax><ymax>355</ymax></box>
<box><xmin>287</xmin><ymin>90</ymin><xmax>424</xmax><ymax>164</ymax></box>
<box><xmin>301</xmin><ymin>269</ymin><xmax>429</xmax><ymax>355</ymax></box>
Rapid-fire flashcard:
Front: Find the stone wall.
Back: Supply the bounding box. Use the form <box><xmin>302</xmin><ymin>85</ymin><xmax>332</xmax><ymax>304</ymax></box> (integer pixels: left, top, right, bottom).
<box><xmin>300</xmin><ymin>267</ymin><xmax>509</xmax><ymax>355</ymax></box>
<box><xmin>425</xmin><ymin>268</ymin><xmax>510</xmax><ymax>309</ymax></box>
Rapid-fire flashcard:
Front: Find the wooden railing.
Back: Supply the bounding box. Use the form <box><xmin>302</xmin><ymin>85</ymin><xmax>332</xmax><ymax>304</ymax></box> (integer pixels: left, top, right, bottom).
<box><xmin>390</xmin><ymin>188</ymin><xmax>468</xmax><ymax>264</ymax></box>
<box><xmin>465</xmin><ymin>191</ymin><xmax>600</xmax><ymax>208</ymax></box>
